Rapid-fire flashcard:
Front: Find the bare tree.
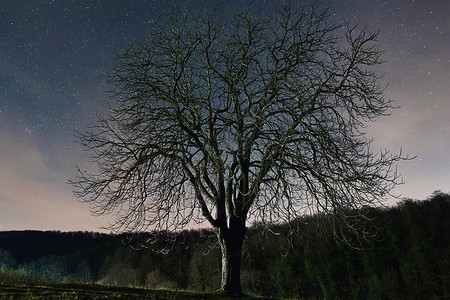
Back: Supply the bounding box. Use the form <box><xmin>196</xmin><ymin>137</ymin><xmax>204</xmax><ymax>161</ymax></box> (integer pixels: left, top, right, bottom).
<box><xmin>71</xmin><ymin>3</ymin><xmax>408</xmax><ymax>294</ymax></box>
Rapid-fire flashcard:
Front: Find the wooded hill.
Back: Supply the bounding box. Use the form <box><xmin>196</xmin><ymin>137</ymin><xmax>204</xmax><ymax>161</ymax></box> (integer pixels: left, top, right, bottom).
<box><xmin>1</xmin><ymin>192</ymin><xmax>449</xmax><ymax>299</ymax></box>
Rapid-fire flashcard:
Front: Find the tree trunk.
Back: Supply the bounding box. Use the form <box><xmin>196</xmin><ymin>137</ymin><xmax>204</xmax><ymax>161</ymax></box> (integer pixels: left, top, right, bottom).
<box><xmin>217</xmin><ymin>217</ymin><xmax>246</xmax><ymax>295</ymax></box>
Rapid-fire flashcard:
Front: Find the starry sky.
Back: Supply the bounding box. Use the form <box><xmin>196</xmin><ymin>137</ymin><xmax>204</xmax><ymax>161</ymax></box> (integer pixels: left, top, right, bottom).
<box><xmin>0</xmin><ymin>0</ymin><xmax>449</xmax><ymax>232</ymax></box>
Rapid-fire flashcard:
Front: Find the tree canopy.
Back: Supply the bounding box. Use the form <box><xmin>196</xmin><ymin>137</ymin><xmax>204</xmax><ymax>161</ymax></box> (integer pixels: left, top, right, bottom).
<box><xmin>71</xmin><ymin>3</ymin><xmax>409</xmax><ymax>293</ymax></box>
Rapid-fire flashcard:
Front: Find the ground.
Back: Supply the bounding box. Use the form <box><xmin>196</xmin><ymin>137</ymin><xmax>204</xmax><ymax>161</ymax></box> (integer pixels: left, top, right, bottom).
<box><xmin>0</xmin><ymin>282</ymin><xmax>281</xmax><ymax>300</ymax></box>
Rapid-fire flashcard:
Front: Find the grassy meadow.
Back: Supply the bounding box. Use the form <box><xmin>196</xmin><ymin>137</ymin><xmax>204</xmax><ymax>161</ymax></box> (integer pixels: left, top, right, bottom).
<box><xmin>0</xmin><ymin>282</ymin><xmax>279</xmax><ymax>300</ymax></box>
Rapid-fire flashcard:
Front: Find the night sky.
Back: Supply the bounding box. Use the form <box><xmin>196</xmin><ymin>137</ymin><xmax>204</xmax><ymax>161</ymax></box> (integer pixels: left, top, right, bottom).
<box><xmin>1</xmin><ymin>0</ymin><xmax>449</xmax><ymax>232</ymax></box>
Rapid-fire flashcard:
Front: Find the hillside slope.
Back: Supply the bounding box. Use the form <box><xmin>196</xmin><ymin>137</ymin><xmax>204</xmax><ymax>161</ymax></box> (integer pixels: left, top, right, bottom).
<box><xmin>1</xmin><ymin>192</ymin><xmax>449</xmax><ymax>298</ymax></box>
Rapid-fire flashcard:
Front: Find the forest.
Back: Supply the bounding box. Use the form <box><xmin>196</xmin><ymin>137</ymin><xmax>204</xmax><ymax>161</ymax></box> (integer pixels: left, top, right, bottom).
<box><xmin>0</xmin><ymin>191</ymin><xmax>449</xmax><ymax>299</ymax></box>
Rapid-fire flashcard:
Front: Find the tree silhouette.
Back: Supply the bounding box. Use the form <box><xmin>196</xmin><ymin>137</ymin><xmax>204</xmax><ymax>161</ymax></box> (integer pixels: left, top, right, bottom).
<box><xmin>71</xmin><ymin>3</ymin><xmax>408</xmax><ymax>294</ymax></box>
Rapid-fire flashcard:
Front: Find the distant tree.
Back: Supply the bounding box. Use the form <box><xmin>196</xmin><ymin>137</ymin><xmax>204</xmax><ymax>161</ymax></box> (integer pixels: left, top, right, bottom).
<box><xmin>0</xmin><ymin>249</ymin><xmax>16</xmax><ymax>269</ymax></box>
<box><xmin>71</xmin><ymin>3</ymin><xmax>409</xmax><ymax>294</ymax></box>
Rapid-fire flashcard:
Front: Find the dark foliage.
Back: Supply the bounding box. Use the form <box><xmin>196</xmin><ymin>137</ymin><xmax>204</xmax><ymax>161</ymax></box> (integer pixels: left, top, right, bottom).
<box><xmin>1</xmin><ymin>192</ymin><xmax>449</xmax><ymax>298</ymax></box>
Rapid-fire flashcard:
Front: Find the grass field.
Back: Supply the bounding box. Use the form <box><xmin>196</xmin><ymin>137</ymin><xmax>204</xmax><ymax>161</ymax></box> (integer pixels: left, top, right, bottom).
<box><xmin>0</xmin><ymin>282</ymin><xmax>280</xmax><ymax>299</ymax></box>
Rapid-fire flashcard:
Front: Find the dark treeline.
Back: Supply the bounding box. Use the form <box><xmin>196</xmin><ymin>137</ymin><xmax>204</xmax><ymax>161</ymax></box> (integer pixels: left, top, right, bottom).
<box><xmin>1</xmin><ymin>192</ymin><xmax>449</xmax><ymax>299</ymax></box>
